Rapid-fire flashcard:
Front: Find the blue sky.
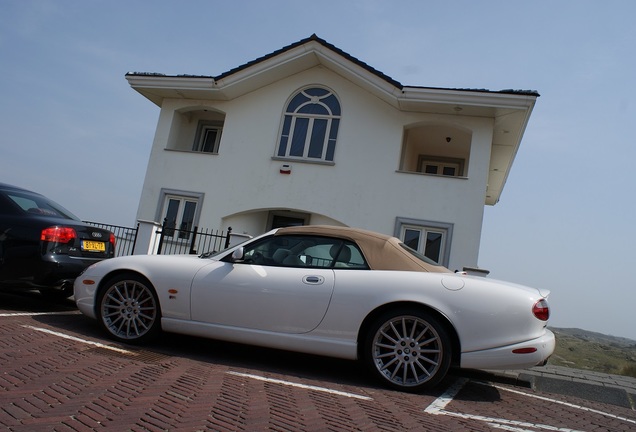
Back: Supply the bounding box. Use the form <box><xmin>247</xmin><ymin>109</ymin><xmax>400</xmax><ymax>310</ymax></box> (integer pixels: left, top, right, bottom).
<box><xmin>1</xmin><ymin>1</ymin><xmax>635</xmax><ymax>340</ymax></box>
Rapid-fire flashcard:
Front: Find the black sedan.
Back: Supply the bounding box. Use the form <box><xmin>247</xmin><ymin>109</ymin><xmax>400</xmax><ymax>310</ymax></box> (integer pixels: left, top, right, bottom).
<box><xmin>0</xmin><ymin>182</ymin><xmax>114</xmax><ymax>298</ymax></box>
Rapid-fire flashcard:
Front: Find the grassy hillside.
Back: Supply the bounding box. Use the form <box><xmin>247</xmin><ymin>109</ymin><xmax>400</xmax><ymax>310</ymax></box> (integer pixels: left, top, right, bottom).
<box><xmin>548</xmin><ymin>328</ymin><xmax>636</xmax><ymax>378</ymax></box>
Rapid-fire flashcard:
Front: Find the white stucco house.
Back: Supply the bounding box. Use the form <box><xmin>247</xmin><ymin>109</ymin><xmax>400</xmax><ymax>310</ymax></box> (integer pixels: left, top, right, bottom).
<box><xmin>127</xmin><ymin>35</ymin><xmax>537</xmax><ymax>271</ymax></box>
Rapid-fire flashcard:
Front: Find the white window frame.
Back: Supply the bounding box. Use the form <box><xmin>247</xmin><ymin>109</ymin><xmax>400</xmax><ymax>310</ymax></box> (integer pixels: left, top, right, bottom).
<box><xmin>156</xmin><ymin>189</ymin><xmax>204</xmax><ymax>240</ymax></box>
<box><xmin>417</xmin><ymin>155</ymin><xmax>465</xmax><ymax>177</ymax></box>
<box><xmin>283</xmin><ymin>116</ymin><xmax>335</xmax><ymax>160</ymax></box>
<box><xmin>394</xmin><ymin>217</ymin><xmax>453</xmax><ymax>267</ymax></box>
<box><xmin>193</xmin><ymin>121</ymin><xmax>222</xmax><ymax>154</ymax></box>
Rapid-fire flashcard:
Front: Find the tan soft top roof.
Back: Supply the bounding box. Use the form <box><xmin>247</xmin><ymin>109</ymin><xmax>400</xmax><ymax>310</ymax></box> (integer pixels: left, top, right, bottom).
<box><xmin>276</xmin><ymin>225</ymin><xmax>451</xmax><ymax>273</ymax></box>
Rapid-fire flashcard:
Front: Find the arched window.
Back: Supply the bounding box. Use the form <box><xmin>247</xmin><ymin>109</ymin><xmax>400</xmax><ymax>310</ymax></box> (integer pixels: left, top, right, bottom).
<box><xmin>276</xmin><ymin>87</ymin><xmax>341</xmax><ymax>162</ymax></box>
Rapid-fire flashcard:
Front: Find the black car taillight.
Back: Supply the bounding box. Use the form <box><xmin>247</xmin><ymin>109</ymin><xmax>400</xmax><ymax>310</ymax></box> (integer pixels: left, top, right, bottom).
<box><xmin>41</xmin><ymin>227</ymin><xmax>77</xmax><ymax>243</ymax></box>
<box><xmin>109</xmin><ymin>232</ymin><xmax>116</xmax><ymax>250</ymax></box>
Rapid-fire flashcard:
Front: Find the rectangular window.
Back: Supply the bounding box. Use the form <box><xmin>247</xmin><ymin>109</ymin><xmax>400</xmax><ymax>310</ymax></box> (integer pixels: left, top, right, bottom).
<box><xmin>418</xmin><ymin>156</ymin><xmax>464</xmax><ymax>177</ymax></box>
<box><xmin>290</xmin><ymin>118</ymin><xmax>309</xmax><ymax>157</ymax></box>
<box><xmin>424</xmin><ymin>231</ymin><xmax>443</xmax><ymax>262</ymax></box>
<box><xmin>200</xmin><ymin>128</ymin><xmax>219</xmax><ymax>152</ymax></box>
<box><xmin>268</xmin><ymin>211</ymin><xmax>310</xmax><ymax>230</ymax></box>
<box><xmin>282</xmin><ymin>117</ymin><xmax>335</xmax><ymax>162</ymax></box>
<box><xmin>308</xmin><ymin>119</ymin><xmax>328</xmax><ymax>158</ymax></box>
<box><xmin>163</xmin><ymin>196</ymin><xmax>199</xmax><ymax>239</ymax></box>
<box><xmin>403</xmin><ymin>228</ymin><xmax>421</xmax><ymax>250</ymax></box>
<box><xmin>401</xmin><ymin>226</ymin><xmax>445</xmax><ymax>264</ymax></box>
<box><xmin>193</xmin><ymin>121</ymin><xmax>222</xmax><ymax>153</ymax></box>
<box><xmin>277</xmin><ymin>116</ymin><xmax>292</xmax><ymax>157</ymax></box>
<box><xmin>396</xmin><ymin>218</ymin><xmax>453</xmax><ymax>267</ymax></box>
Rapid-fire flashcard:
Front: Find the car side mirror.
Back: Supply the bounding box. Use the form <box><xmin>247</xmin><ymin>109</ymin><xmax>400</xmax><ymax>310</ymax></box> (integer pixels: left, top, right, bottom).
<box><xmin>231</xmin><ymin>247</ymin><xmax>245</xmax><ymax>262</ymax></box>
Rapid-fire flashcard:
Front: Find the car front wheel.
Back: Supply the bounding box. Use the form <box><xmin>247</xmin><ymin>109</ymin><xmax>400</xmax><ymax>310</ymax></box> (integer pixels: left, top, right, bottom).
<box><xmin>364</xmin><ymin>309</ymin><xmax>451</xmax><ymax>392</ymax></box>
<box><xmin>96</xmin><ymin>273</ymin><xmax>161</xmax><ymax>344</ymax></box>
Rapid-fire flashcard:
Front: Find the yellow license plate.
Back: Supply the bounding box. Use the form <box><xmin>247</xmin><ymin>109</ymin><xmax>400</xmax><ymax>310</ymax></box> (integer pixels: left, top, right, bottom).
<box><xmin>82</xmin><ymin>240</ymin><xmax>106</xmax><ymax>252</ymax></box>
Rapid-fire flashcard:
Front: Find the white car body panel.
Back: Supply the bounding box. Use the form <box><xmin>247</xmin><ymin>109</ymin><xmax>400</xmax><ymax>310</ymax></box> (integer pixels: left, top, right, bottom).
<box><xmin>313</xmin><ymin>270</ymin><xmax>549</xmax><ymax>354</ymax></box>
<box><xmin>161</xmin><ymin>317</ymin><xmax>357</xmax><ymax>359</ymax></box>
<box><xmin>190</xmin><ymin>262</ymin><xmax>335</xmax><ymax>333</ymax></box>
<box><xmin>75</xmin><ymin>254</ymin><xmax>212</xmax><ymax>320</ymax></box>
<box><xmin>460</xmin><ymin>330</ymin><xmax>556</xmax><ymax>370</ymax></box>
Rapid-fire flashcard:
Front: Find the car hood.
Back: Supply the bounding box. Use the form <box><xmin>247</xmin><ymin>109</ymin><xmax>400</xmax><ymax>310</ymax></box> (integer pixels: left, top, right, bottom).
<box><xmin>85</xmin><ymin>253</ymin><xmax>210</xmax><ymax>273</ymax></box>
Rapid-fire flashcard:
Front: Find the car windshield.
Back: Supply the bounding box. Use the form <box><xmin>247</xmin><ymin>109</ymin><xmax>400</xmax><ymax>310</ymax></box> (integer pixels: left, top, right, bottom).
<box><xmin>399</xmin><ymin>243</ymin><xmax>445</xmax><ymax>267</ymax></box>
<box><xmin>6</xmin><ymin>190</ymin><xmax>80</xmax><ymax>220</ymax></box>
<box><xmin>199</xmin><ymin>249</ymin><xmax>226</xmax><ymax>259</ymax></box>
<box><xmin>199</xmin><ymin>236</ymin><xmax>253</xmax><ymax>259</ymax></box>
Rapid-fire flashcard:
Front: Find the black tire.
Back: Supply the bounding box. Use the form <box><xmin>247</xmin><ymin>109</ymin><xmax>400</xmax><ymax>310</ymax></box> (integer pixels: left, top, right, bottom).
<box><xmin>96</xmin><ymin>273</ymin><xmax>161</xmax><ymax>344</ymax></box>
<box><xmin>363</xmin><ymin>308</ymin><xmax>452</xmax><ymax>392</ymax></box>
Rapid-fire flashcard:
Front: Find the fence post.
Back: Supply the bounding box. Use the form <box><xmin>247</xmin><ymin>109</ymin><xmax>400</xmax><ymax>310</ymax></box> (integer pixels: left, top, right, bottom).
<box><xmin>130</xmin><ymin>222</ymin><xmax>139</xmax><ymax>255</ymax></box>
<box><xmin>224</xmin><ymin>227</ymin><xmax>233</xmax><ymax>249</ymax></box>
<box><xmin>189</xmin><ymin>227</ymin><xmax>198</xmax><ymax>254</ymax></box>
<box><xmin>156</xmin><ymin>218</ymin><xmax>167</xmax><ymax>255</ymax></box>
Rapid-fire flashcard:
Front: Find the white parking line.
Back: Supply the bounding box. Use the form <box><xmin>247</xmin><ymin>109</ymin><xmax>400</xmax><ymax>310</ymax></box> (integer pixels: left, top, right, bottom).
<box><xmin>424</xmin><ymin>377</ymin><xmax>468</xmax><ymax>413</ymax></box>
<box><xmin>425</xmin><ymin>378</ymin><xmax>635</xmax><ymax>431</ymax></box>
<box><xmin>21</xmin><ymin>325</ymin><xmax>137</xmax><ymax>355</ymax></box>
<box><xmin>227</xmin><ymin>371</ymin><xmax>373</xmax><ymax>400</ymax></box>
<box><xmin>0</xmin><ymin>311</ymin><xmax>79</xmax><ymax>317</ymax></box>
<box><xmin>438</xmin><ymin>410</ymin><xmax>584</xmax><ymax>432</ymax></box>
<box><xmin>485</xmin><ymin>381</ymin><xmax>636</xmax><ymax>427</ymax></box>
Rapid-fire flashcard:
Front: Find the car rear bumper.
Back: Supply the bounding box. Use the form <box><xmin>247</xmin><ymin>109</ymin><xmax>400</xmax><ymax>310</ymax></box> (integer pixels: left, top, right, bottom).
<box><xmin>1</xmin><ymin>255</ymin><xmax>105</xmax><ymax>290</ymax></box>
<box><xmin>460</xmin><ymin>329</ymin><xmax>555</xmax><ymax>370</ymax></box>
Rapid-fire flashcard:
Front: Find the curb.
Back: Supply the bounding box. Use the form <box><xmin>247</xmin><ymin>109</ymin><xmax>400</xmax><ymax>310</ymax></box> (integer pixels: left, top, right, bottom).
<box><xmin>460</xmin><ymin>366</ymin><xmax>636</xmax><ymax>410</ymax></box>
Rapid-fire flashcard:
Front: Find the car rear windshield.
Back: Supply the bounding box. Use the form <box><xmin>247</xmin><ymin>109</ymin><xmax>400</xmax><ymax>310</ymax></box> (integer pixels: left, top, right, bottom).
<box><xmin>6</xmin><ymin>191</ymin><xmax>80</xmax><ymax>220</ymax></box>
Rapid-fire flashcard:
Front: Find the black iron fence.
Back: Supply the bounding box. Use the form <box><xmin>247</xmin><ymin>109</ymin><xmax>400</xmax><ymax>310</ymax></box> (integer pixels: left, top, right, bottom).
<box><xmin>83</xmin><ymin>220</ymin><xmax>233</xmax><ymax>256</ymax></box>
<box><xmin>84</xmin><ymin>221</ymin><xmax>139</xmax><ymax>257</ymax></box>
<box><xmin>156</xmin><ymin>219</ymin><xmax>232</xmax><ymax>255</ymax></box>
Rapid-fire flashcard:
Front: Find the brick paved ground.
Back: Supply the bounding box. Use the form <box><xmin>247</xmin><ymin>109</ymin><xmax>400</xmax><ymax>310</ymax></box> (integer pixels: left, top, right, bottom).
<box><xmin>0</xmin><ymin>312</ymin><xmax>467</xmax><ymax>431</ymax></box>
<box><xmin>1</xmin><ymin>295</ymin><xmax>635</xmax><ymax>431</ymax></box>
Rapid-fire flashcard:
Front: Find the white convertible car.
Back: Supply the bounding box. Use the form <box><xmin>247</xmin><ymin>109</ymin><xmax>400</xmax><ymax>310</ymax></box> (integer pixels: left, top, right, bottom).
<box><xmin>75</xmin><ymin>225</ymin><xmax>555</xmax><ymax>392</ymax></box>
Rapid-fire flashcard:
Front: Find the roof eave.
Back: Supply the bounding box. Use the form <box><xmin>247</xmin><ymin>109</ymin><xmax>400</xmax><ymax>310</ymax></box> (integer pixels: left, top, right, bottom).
<box><xmin>399</xmin><ymin>87</ymin><xmax>538</xmax><ymax>114</ymax></box>
<box><xmin>126</xmin><ymin>39</ymin><xmax>404</xmax><ymax>106</ymax></box>
<box><xmin>485</xmin><ymin>98</ymin><xmax>537</xmax><ymax>205</ymax></box>
<box><xmin>125</xmin><ymin>74</ymin><xmax>218</xmax><ymax>106</ymax></box>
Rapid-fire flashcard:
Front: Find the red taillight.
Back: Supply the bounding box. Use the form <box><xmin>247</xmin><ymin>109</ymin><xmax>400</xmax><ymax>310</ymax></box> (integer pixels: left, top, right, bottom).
<box><xmin>513</xmin><ymin>347</ymin><xmax>538</xmax><ymax>354</ymax></box>
<box><xmin>532</xmin><ymin>299</ymin><xmax>550</xmax><ymax>321</ymax></box>
<box><xmin>109</xmin><ymin>232</ymin><xmax>116</xmax><ymax>248</ymax></box>
<box><xmin>41</xmin><ymin>227</ymin><xmax>77</xmax><ymax>243</ymax></box>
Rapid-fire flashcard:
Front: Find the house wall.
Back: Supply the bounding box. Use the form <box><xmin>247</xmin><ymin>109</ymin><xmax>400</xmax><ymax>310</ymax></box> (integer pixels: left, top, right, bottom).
<box><xmin>135</xmin><ymin>67</ymin><xmax>494</xmax><ymax>270</ymax></box>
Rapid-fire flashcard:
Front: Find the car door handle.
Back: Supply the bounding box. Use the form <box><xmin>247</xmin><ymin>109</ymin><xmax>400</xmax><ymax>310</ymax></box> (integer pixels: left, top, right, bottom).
<box><xmin>303</xmin><ymin>275</ymin><xmax>324</xmax><ymax>285</ymax></box>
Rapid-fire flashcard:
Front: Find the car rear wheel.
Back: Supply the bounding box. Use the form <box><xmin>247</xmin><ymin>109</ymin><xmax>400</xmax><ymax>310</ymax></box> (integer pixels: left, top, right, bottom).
<box><xmin>364</xmin><ymin>308</ymin><xmax>451</xmax><ymax>392</ymax></box>
<box><xmin>96</xmin><ymin>273</ymin><xmax>161</xmax><ymax>344</ymax></box>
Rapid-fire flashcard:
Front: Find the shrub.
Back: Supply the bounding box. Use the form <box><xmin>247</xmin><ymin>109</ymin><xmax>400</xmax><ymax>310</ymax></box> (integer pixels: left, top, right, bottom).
<box><xmin>620</xmin><ymin>363</ymin><xmax>636</xmax><ymax>378</ymax></box>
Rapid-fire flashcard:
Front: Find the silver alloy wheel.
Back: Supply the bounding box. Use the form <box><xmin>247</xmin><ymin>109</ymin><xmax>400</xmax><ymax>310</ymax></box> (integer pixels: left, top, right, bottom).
<box><xmin>371</xmin><ymin>315</ymin><xmax>444</xmax><ymax>388</ymax></box>
<box><xmin>100</xmin><ymin>279</ymin><xmax>158</xmax><ymax>340</ymax></box>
